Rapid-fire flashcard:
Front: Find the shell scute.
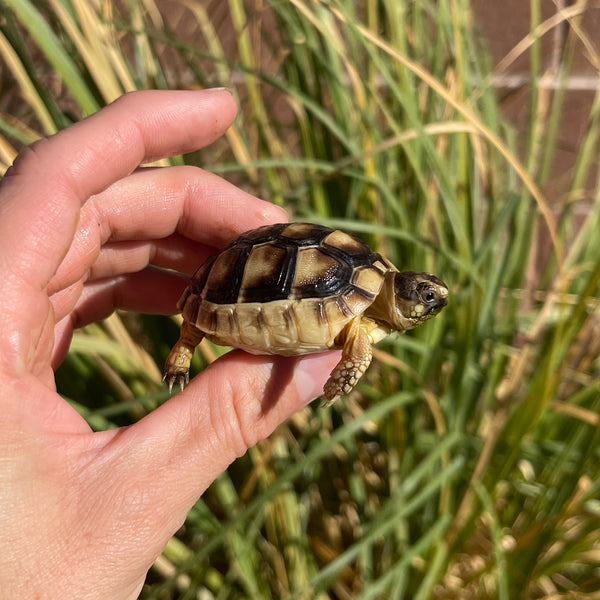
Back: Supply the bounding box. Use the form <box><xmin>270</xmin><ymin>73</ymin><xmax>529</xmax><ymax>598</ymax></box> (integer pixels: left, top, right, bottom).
<box><xmin>239</xmin><ymin>243</ymin><xmax>293</xmax><ymax>303</ymax></box>
<box><xmin>279</xmin><ymin>222</ymin><xmax>331</xmax><ymax>242</ymax></box>
<box><xmin>239</xmin><ymin>222</ymin><xmax>288</xmax><ymax>243</ymax></box>
<box><xmin>294</xmin><ymin>299</ymin><xmax>332</xmax><ymax>347</ymax></box>
<box><xmin>262</xmin><ymin>301</ymin><xmax>300</xmax><ymax>350</ymax></box>
<box><xmin>203</xmin><ymin>246</ymin><xmax>248</xmax><ymax>304</ymax></box>
<box><xmin>326</xmin><ymin>295</ymin><xmax>355</xmax><ymax>322</ymax></box>
<box><xmin>292</xmin><ymin>247</ymin><xmax>350</xmax><ymax>299</ymax></box>
<box><xmin>322</xmin><ymin>229</ymin><xmax>370</xmax><ymax>257</ymax></box>
<box><xmin>351</xmin><ymin>265</ymin><xmax>386</xmax><ymax>295</ymax></box>
<box><xmin>341</xmin><ymin>286</ymin><xmax>378</xmax><ymax>317</ymax></box>
<box><xmin>214</xmin><ymin>305</ymin><xmax>238</xmax><ymax>338</ymax></box>
<box><xmin>195</xmin><ymin>302</ymin><xmax>218</xmax><ymax>334</ymax></box>
<box><xmin>236</xmin><ymin>304</ymin><xmax>271</xmax><ymax>348</ymax></box>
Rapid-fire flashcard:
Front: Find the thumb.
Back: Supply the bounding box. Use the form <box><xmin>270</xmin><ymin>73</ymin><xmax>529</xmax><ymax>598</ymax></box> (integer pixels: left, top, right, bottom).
<box><xmin>106</xmin><ymin>350</ymin><xmax>340</xmax><ymax>531</ymax></box>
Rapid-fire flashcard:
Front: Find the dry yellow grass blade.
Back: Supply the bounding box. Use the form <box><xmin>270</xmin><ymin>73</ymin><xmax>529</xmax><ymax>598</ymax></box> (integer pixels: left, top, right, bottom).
<box><xmin>0</xmin><ymin>111</ymin><xmax>40</xmax><ymax>169</ymax></box>
<box><xmin>328</xmin><ymin>3</ymin><xmax>563</xmax><ymax>268</ymax></box>
<box><xmin>50</xmin><ymin>0</ymin><xmax>136</xmax><ymax>102</ymax></box>
<box><xmin>333</xmin><ymin>121</ymin><xmax>478</xmax><ymax>171</ymax></box>
<box><xmin>104</xmin><ymin>313</ymin><xmax>163</xmax><ymax>383</ymax></box>
<box><xmin>179</xmin><ymin>0</ymin><xmax>258</xmax><ymax>181</ymax></box>
<box><xmin>549</xmin><ymin>401</ymin><xmax>599</xmax><ymax>425</ymax></box>
<box><xmin>0</xmin><ymin>30</ymin><xmax>56</xmax><ymax>135</ymax></box>
<box><xmin>128</xmin><ymin>0</ymin><xmax>165</xmax><ymax>82</ymax></box>
<box><xmin>229</xmin><ymin>0</ymin><xmax>287</xmax><ymax>164</ymax></box>
<box><xmin>495</xmin><ymin>0</ymin><xmax>590</xmax><ymax>74</ymax></box>
<box><xmin>0</xmin><ymin>133</ymin><xmax>17</xmax><ymax>173</ymax></box>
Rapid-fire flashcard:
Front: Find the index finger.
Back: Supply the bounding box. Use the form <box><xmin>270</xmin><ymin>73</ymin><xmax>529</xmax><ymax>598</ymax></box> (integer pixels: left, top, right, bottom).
<box><xmin>0</xmin><ymin>89</ymin><xmax>237</xmax><ymax>293</ymax></box>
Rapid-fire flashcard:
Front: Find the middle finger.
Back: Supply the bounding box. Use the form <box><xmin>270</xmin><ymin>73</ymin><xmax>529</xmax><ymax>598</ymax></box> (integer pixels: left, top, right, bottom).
<box><xmin>49</xmin><ymin>165</ymin><xmax>287</xmax><ymax>294</ymax></box>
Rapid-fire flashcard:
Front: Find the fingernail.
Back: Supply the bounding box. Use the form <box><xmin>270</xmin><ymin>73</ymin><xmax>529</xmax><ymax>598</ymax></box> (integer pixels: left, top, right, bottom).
<box><xmin>207</xmin><ymin>86</ymin><xmax>234</xmax><ymax>96</ymax></box>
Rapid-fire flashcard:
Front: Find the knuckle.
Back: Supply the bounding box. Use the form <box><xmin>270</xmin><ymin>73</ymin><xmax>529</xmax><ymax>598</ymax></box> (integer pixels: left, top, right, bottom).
<box><xmin>5</xmin><ymin>137</ymin><xmax>52</xmax><ymax>178</ymax></box>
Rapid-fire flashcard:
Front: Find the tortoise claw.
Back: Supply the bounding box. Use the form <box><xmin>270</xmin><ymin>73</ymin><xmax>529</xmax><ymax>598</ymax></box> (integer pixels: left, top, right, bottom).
<box><xmin>320</xmin><ymin>394</ymin><xmax>340</xmax><ymax>408</ymax></box>
<box><xmin>162</xmin><ymin>371</ymin><xmax>189</xmax><ymax>394</ymax></box>
<box><xmin>179</xmin><ymin>373</ymin><xmax>189</xmax><ymax>391</ymax></box>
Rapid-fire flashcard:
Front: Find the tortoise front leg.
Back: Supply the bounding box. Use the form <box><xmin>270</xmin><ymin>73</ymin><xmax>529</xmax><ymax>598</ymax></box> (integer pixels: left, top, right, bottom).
<box><xmin>322</xmin><ymin>317</ymin><xmax>373</xmax><ymax>406</ymax></box>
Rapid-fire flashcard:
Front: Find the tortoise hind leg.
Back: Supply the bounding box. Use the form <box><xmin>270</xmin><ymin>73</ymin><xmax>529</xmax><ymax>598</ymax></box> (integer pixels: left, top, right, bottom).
<box><xmin>322</xmin><ymin>317</ymin><xmax>373</xmax><ymax>407</ymax></box>
<box><xmin>163</xmin><ymin>321</ymin><xmax>205</xmax><ymax>392</ymax></box>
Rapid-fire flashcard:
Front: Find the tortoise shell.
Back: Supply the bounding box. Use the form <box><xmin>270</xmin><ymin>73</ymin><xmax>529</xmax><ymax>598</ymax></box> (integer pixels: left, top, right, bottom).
<box><xmin>178</xmin><ymin>222</ymin><xmax>394</xmax><ymax>355</ymax></box>
<box><xmin>164</xmin><ymin>222</ymin><xmax>449</xmax><ymax>405</ymax></box>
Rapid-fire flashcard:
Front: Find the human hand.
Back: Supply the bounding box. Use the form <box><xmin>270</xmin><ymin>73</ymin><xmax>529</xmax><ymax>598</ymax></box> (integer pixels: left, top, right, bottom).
<box><xmin>0</xmin><ymin>89</ymin><xmax>338</xmax><ymax>599</ymax></box>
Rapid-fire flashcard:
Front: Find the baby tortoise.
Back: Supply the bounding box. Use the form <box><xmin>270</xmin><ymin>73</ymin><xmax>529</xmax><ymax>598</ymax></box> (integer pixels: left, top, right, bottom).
<box><xmin>163</xmin><ymin>222</ymin><xmax>448</xmax><ymax>405</ymax></box>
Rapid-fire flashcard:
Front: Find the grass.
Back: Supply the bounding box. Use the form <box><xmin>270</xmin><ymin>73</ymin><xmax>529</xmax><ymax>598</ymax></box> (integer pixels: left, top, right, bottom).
<box><xmin>1</xmin><ymin>0</ymin><xmax>599</xmax><ymax>598</ymax></box>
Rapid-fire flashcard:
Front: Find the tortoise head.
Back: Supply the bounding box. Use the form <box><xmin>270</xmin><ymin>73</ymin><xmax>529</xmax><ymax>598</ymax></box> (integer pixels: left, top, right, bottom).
<box><xmin>390</xmin><ymin>271</ymin><xmax>448</xmax><ymax>330</ymax></box>
<box><xmin>365</xmin><ymin>270</ymin><xmax>448</xmax><ymax>333</ymax></box>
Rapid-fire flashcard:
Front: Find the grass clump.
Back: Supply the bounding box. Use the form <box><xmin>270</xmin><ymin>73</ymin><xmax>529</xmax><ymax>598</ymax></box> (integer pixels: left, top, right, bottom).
<box><xmin>1</xmin><ymin>0</ymin><xmax>599</xmax><ymax>598</ymax></box>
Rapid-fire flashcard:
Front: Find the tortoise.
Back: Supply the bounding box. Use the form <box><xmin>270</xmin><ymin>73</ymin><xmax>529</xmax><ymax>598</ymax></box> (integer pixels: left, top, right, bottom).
<box><xmin>163</xmin><ymin>222</ymin><xmax>448</xmax><ymax>406</ymax></box>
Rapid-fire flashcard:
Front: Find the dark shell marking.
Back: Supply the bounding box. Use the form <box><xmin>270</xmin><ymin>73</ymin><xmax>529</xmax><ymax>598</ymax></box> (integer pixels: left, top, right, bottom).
<box><xmin>180</xmin><ymin>222</ymin><xmax>388</xmax><ymax>308</ymax></box>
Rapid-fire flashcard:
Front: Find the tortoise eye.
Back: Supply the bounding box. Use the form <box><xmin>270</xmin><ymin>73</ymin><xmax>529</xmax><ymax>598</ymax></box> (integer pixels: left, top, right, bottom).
<box><xmin>424</xmin><ymin>290</ymin><xmax>436</xmax><ymax>303</ymax></box>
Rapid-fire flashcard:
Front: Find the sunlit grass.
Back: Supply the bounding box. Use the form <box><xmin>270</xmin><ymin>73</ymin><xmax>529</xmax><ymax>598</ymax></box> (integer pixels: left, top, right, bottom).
<box><xmin>1</xmin><ymin>0</ymin><xmax>599</xmax><ymax>597</ymax></box>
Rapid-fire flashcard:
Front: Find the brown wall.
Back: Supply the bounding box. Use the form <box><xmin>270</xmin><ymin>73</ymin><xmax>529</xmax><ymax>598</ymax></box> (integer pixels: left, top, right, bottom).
<box><xmin>473</xmin><ymin>1</ymin><xmax>600</xmax><ymax>203</ymax></box>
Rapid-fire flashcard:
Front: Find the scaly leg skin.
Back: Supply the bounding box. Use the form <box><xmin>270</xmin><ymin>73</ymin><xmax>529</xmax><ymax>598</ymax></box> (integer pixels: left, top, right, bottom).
<box><xmin>163</xmin><ymin>321</ymin><xmax>205</xmax><ymax>392</ymax></box>
<box><xmin>322</xmin><ymin>317</ymin><xmax>373</xmax><ymax>407</ymax></box>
